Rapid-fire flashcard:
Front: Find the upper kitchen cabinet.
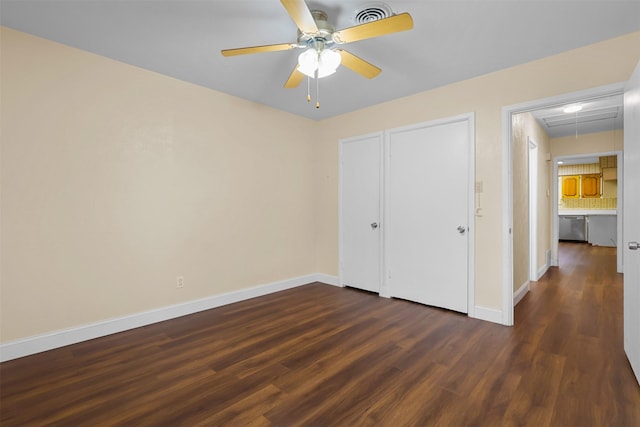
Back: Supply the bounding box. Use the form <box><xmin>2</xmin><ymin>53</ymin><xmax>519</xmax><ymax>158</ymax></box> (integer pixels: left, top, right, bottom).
<box><xmin>602</xmin><ymin>167</ymin><xmax>617</xmax><ymax>181</ymax></box>
<box><xmin>581</xmin><ymin>174</ymin><xmax>601</xmax><ymax>198</ymax></box>
<box><xmin>562</xmin><ymin>175</ymin><xmax>580</xmax><ymax>198</ymax></box>
<box><xmin>600</xmin><ymin>155</ymin><xmax>618</xmax><ymax>181</ymax></box>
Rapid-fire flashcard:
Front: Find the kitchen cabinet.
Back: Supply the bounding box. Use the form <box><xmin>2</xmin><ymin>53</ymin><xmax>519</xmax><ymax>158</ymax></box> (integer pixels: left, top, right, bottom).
<box><xmin>603</xmin><ymin>167</ymin><xmax>617</xmax><ymax>181</ymax></box>
<box><xmin>588</xmin><ymin>215</ymin><xmax>617</xmax><ymax>247</ymax></box>
<box><xmin>562</xmin><ymin>175</ymin><xmax>580</xmax><ymax>198</ymax></box>
<box><xmin>559</xmin><ymin>215</ymin><xmax>586</xmax><ymax>241</ymax></box>
<box><xmin>581</xmin><ymin>174</ymin><xmax>601</xmax><ymax>198</ymax></box>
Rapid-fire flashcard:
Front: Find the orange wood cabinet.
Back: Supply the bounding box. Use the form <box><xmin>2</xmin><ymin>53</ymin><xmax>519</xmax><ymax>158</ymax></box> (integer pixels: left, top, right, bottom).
<box><xmin>562</xmin><ymin>175</ymin><xmax>580</xmax><ymax>198</ymax></box>
<box><xmin>581</xmin><ymin>174</ymin><xmax>601</xmax><ymax>198</ymax></box>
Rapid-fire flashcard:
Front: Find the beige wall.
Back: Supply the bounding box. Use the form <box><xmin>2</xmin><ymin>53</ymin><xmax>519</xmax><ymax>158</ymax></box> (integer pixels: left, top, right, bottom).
<box><xmin>511</xmin><ymin>112</ymin><xmax>552</xmax><ymax>291</ymax></box>
<box><xmin>551</xmin><ymin>129</ymin><xmax>623</xmax><ymax>157</ymax></box>
<box><xmin>2</xmin><ymin>27</ymin><xmax>640</xmax><ymax>343</ymax></box>
<box><xmin>314</xmin><ymin>32</ymin><xmax>640</xmax><ymax>309</ymax></box>
<box><xmin>0</xmin><ymin>28</ymin><xmax>317</xmax><ymax>341</ymax></box>
<box><xmin>511</xmin><ymin>114</ymin><xmax>530</xmax><ymax>291</ymax></box>
<box><xmin>534</xmin><ymin>120</ymin><xmax>553</xmax><ymax>278</ymax></box>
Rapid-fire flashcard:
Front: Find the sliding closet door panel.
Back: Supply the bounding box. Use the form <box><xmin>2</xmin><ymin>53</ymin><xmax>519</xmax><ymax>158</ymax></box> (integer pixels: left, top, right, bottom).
<box><xmin>339</xmin><ymin>133</ymin><xmax>382</xmax><ymax>293</ymax></box>
<box><xmin>386</xmin><ymin>119</ymin><xmax>470</xmax><ymax>313</ymax></box>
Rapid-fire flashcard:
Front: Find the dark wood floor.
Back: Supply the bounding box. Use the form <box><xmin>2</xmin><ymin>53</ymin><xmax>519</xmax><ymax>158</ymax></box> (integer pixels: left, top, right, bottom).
<box><xmin>1</xmin><ymin>243</ymin><xmax>639</xmax><ymax>426</ymax></box>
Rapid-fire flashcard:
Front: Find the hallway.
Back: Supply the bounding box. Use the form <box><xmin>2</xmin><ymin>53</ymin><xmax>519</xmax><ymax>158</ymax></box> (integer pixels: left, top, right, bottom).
<box><xmin>514</xmin><ymin>242</ymin><xmax>639</xmax><ymax>425</ymax></box>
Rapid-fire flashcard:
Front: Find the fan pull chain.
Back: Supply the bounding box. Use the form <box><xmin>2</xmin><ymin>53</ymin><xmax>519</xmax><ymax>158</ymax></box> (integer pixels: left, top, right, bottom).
<box><xmin>316</xmin><ymin>69</ymin><xmax>320</xmax><ymax>109</ymax></box>
<box><xmin>307</xmin><ymin>76</ymin><xmax>311</xmax><ymax>102</ymax></box>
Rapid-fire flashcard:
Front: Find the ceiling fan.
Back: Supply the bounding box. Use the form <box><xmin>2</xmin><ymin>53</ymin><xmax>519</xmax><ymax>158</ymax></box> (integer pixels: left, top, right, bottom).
<box><xmin>221</xmin><ymin>0</ymin><xmax>413</xmax><ymax>106</ymax></box>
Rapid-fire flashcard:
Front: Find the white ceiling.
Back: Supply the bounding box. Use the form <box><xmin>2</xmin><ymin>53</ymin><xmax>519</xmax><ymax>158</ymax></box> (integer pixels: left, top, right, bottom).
<box><xmin>530</xmin><ymin>94</ymin><xmax>624</xmax><ymax>138</ymax></box>
<box><xmin>1</xmin><ymin>0</ymin><xmax>639</xmax><ymax>121</ymax></box>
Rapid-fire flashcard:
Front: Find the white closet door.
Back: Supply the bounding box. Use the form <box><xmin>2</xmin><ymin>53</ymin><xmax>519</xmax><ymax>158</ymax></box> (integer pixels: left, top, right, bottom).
<box><xmin>339</xmin><ymin>133</ymin><xmax>383</xmax><ymax>293</ymax></box>
<box><xmin>386</xmin><ymin>117</ymin><xmax>472</xmax><ymax>313</ymax></box>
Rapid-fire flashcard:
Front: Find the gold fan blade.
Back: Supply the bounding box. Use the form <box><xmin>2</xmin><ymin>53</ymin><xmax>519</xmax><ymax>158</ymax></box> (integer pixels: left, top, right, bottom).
<box><xmin>284</xmin><ymin>65</ymin><xmax>305</xmax><ymax>88</ymax></box>
<box><xmin>280</xmin><ymin>0</ymin><xmax>318</xmax><ymax>34</ymax></box>
<box><xmin>337</xmin><ymin>49</ymin><xmax>381</xmax><ymax>79</ymax></box>
<box><xmin>221</xmin><ymin>43</ymin><xmax>296</xmax><ymax>57</ymax></box>
<box><xmin>333</xmin><ymin>13</ymin><xmax>413</xmax><ymax>44</ymax></box>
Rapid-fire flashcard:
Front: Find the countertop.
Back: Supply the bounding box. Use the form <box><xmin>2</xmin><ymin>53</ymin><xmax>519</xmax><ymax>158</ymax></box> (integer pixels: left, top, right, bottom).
<box><xmin>558</xmin><ymin>210</ymin><xmax>617</xmax><ymax>216</ymax></box>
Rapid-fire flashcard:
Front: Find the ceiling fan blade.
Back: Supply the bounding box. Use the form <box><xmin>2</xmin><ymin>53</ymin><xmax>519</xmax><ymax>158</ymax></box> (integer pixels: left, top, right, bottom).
<box><xmin>280</xmin><ymin>0</ymin><xmax>318</xmax><ymax>34</ymax></box>
<box><xmin>333</xmin><ymin>13</ymin><xmax>413</xmax><ymax>44</ymax></box>
<box><xmin>337</xmin><ymin>49</ymin><xmax>381</xmax><ymax>79</ymax></box>
<box><xmin>221</xmin><ymin>43</ymin><xmax>296</xmax><ymax>57</ymax></box>
<box><xmin>284</xmin><ymin>65</ymin><xmax>305</xmax><ymax>88</ymax></box>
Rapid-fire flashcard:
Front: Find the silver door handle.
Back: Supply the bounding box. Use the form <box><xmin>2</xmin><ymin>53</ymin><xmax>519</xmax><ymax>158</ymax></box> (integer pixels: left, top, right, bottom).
<box><xmin>371</xmin><ymin>222</ymin><xmax>378</xmax><ymax>230</ymax></box>
<box><xmin>629</xmin><ymin>241</ymin><xmax>640</xmax><ymax>250</ymax></box>
<box><xmin>457</xmin><ymin>226</ymin><xmax>466</xmax><ymax>234</ymax></box>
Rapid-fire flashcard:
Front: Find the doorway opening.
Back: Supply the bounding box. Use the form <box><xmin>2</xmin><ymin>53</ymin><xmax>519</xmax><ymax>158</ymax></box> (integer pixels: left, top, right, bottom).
<box><xmin>502</xmin><ymin>83</ymin><xmax>625</xmax><ymax>326</ymax></box>
<box><xmin>553</xmin><ymin>151</ymin><xmax>622</xmax><ymax>270</ymax></box>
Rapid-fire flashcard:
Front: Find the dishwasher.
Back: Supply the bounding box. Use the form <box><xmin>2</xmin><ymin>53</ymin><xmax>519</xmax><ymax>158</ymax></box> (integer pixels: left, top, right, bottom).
<box><xmin>559</xmin><ymin>215</ymin><xmax>587</xmax><ymax>241</ymax></box>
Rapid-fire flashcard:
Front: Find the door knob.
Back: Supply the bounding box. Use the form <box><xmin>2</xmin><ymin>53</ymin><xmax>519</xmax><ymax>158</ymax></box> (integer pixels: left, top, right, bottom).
<box><xmin>371</xmin><ymin>222</ymin><xmax>378</xmax><ymax>230</ymax></box>
<box><xmin>629</xmin><ymin>241</ymin><xmax>640</xmax><ymax>250</ymax></box>
<box><xmin>457</xmin><ymin>226</ymin><xmax>466</xmax><ymax>234</ymax></box>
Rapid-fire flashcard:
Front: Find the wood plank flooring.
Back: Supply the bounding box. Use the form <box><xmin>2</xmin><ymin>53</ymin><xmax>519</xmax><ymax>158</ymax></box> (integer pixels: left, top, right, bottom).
<box><xmin>1</xmin><ymin>242</ymin><xmax>639</xmax><ymax>426</ymax></box>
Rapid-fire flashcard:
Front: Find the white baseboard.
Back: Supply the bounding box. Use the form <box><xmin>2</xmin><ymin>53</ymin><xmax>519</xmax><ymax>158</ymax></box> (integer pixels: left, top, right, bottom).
<box><xmin>1</xmin><ymin>273</ymin><xmax>338</xmax><ymax>362</ymax></box>
<box><xmin>514</xmin><ymin>281</ymin><xmax>530</xmax><ymax>306</ymax></box>
<box><xmin>471</xmin><ymin>306</ymin><xmax>504</xmax><ymax>325</ymax></box>
<box><xmin>536</xmin><ymin>263</ymin><xmax>550</xmax><ymax>281</ymax></box>
<box><xmin>312</xmin><ymin>273</ymin><xmax>340</xmax><ymax>287</ymax></box>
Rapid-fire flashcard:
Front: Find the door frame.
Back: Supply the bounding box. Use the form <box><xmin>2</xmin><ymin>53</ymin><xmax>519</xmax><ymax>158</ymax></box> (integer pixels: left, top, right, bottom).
<box><xmin>338</xmin><ymin>131</ymin><xmax>384</xmax><ymax>291</ymax></box>
<box><xmin>383</xmin><ymin>113</ymin><xmax>476</xmax><ymax>316</ymax></box>
<box><xmin>551</xmin><ymin>151</ymin><xmax>623</xmax><ymax>271</ymax></box>
<box><xmin>528</xmin><ymin>137</ymin><xmax>538</xmax><ymax>282</ymax></box>
<box><xmin>501</xmin><ymin>82</ymin><xmax>626</xmax><ymax>326</ymax></box>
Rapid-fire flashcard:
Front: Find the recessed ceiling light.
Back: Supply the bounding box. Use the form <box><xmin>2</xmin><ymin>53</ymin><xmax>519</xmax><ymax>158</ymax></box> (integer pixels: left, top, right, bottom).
<box><xmin>563</xmin><ymin>105</ymin><xmax>583</xmax><ymax>113</ymax></box>
<box><xmin>557</xmin><ymin>161</ymin><xmax>564</xmax><ymax>164</ymax></box>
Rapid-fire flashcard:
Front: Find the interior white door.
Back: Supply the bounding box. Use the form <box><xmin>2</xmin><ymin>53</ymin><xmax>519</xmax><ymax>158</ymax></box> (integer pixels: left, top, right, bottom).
<box><xmin>623</xmin><ymin>60</ymin><xmax>640</xmax><ymax>385</ymax></box>
<box><xmin>386</xmin><ymin>117</ymin><xmax>472</xmax><ymax>313</ymax></box>
<box><xmin>340</xmin><ymin>133</ymin><xmax>382</xmax><ymax>293</ymax></box>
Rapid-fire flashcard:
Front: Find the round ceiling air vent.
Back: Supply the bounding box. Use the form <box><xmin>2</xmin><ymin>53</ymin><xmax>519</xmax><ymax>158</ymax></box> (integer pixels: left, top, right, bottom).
<box><xmin>353</xmin><ymin>3</ymin><xmax>394</xmax><ymax>24</ymax></box>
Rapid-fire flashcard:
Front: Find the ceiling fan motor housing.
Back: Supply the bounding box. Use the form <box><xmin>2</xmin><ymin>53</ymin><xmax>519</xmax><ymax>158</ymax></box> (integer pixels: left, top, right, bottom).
<box><xmin>297</xmin><ymin>10</ymin><xmax>336</xmax><ymax>49</ymax></box>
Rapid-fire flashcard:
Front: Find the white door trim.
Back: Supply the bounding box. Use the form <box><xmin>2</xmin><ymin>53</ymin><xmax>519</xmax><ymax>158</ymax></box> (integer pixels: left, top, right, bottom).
<box><xmin>501</xmin><ymin>82</ymin><xmax>626</xmax><ymax>326</ymax></box>
<box><xmin>338</xmin><ymin>131</ymin><xmax>385</xmax><ymax>292</ymax></box>
<box><xmin>383</xmin><ymin>113</ymin><xmax>476</xmax><ymax>316</ymax></box>
<box><xmin>529</xmin><ymin>137</ymin><xmax>538</xmax><ymax>282</ymax></box>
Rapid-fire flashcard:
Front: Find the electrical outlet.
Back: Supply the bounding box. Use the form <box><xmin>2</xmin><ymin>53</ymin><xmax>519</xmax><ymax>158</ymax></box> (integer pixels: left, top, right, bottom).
<box><xmin>177</xmin><ymin>276</ymin><xmax>184</xmax><ymax>288</ymax></box>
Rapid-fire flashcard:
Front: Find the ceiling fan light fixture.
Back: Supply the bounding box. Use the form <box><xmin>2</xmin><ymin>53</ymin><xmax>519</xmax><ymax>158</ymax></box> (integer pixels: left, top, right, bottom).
<box><xmin>321</xmin><ymin>49</ymin><xmax>341</xmax><ymax>68</ymax></box>
<box><xmin>297</xmin><ymin>48</ymin><xmax>319</xmax><ymax>77</ymax></box>
<box><xmin>318</xmin><ymin>49</ymin><xmax>341</xmax><ymax>76</ymax></box>
<box><xmin>297</xmin><ymin>48</ymin><xmax>341</xmax><ymax>78</ymax></box>
<box><xmin>222</xmin><ymin>0</ymin><xmax>414</xmax><ymax>106</ymax></box>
